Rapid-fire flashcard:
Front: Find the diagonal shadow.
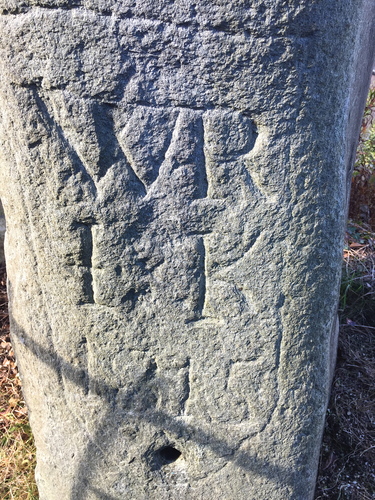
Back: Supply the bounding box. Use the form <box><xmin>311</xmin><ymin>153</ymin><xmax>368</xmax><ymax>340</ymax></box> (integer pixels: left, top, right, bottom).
<box><xmin>10</xmin><ymin>315</ymin><xmax>296</xmax><ymax>499</ymax></box>
<box><xmin>91</xmin><ymin>101</ymin><xmax>146</xmax><ymax>195</ymax></box>
<box><xmin>29</xmin><ymin>85</ymin><xmax>98</xmax><ymax>199</ymax></box>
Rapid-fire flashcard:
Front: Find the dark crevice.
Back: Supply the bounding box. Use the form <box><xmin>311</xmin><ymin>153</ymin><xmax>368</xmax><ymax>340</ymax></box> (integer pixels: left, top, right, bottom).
<box><xmin>28</xmin><ymin>138</ymin><xmax>42</xmax><ymax>149</ymax></box>
<box><xmin>72</xmin><ymin>222</ymin><xmax>95</xmax><ymax>304</ymax></box>
<box><xmin>185</xmin><ymin>228</ymin><xmax>215</xmax><ymax>237</ymax></box>
<box><xmin>180</xmin><ymin>358</ymin><xmax>190</xmax><ymax>414</ymax></box>
<box><xmin>195</xmin><ymin>237</ymin><xmax>206</xmax><ymax>320</ymax></box>
<box><xmin>157</xmin><ymin>446</ymin><xmax>182</xmax><ymax>465</ymax></box>
<box><xmin>194</xmin><ymin>116</ymin><xmax>208</xmax><ymax>199</ymax></box>
<box><xmin>13</xmin><ymin>81</ymin><xmax>67</xmax><ymax>92</ymax></box>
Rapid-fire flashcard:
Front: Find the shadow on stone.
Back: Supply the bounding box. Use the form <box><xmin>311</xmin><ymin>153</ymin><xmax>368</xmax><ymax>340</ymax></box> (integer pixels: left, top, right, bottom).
<box><xmin>10</xmin><ymin>315</ymin><xmax>294</xmax><ymax>499</ymax></box>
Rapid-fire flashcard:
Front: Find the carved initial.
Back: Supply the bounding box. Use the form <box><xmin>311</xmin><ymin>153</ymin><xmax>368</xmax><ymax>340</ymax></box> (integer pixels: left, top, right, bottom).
<box><xmin>118</xmin><ymin>107</ymin><xmax>208</xmax><ymax>200</ymax></box>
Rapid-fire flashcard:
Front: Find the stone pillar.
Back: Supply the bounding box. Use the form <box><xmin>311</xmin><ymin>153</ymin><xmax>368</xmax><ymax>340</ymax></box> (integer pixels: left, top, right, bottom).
<box><xmin>0</xmin><ymin>2</ymin><xmax>374</xmax><ymax>499</ymax></box>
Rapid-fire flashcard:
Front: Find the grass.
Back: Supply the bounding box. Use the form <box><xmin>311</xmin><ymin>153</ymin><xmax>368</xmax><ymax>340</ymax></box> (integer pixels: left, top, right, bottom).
<box><xmin>314</xmin><ymin>223</ymin><xmax>375</xmax><ymax>500</ymax></box>
<box><xmin>340</xmin><ymin>222</ymin><xmax>375</xmax><ymax>326</ymax></box>
<box><xmin>0</xmin><ymin>266</ymin><xmax>38</xmax><ymax>500</ymax></box>
<box><xmin>349</xmin><ymin>86</ymin><xmax>375</xmax><ymax>228</ymax></box>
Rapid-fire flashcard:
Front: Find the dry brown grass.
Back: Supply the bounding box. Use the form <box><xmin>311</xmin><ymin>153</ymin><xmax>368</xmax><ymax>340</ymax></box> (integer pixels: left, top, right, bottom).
<box><xmin>0</xmin><ymin>266</ymin><xmax>38</xmax><ymax>500</ymax></box>
<box><xmin>349</xmin><ymin>86</ymin><xmax>375</xmax><ymax>228</ymax></box>
<box><xmin>315</xmin><ymin>223</ymin><xmax>375</xmax><ymax>500</ymax></box>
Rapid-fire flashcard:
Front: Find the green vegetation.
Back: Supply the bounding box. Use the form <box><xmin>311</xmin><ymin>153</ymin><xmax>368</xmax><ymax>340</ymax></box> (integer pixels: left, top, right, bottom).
<box><xmin>349</xmin><ymin>86</ymin><xmax>375</xmax><ymax>228</ymax></box>
<box><xmin>340</xmin><ymin>222</ymin><xmax>375</xmax><ymax>327</ymax></box>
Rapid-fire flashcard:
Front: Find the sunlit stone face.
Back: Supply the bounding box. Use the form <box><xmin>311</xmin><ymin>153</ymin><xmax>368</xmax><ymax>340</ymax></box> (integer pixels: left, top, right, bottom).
<box><xmin>1</xmin><ymin>1</ymin><xmax>373</xmax><ymax>498</ymax></box>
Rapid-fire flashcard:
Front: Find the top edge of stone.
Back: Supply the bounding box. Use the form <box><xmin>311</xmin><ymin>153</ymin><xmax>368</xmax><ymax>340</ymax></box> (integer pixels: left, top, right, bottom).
<box><xmin>0</xmin><ymin>0</ymin><xmax>324</xmax><ymax>39</ymax></box>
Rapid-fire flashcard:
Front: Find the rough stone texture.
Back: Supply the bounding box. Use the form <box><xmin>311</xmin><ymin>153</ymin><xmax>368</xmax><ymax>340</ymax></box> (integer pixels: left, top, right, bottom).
<box><xmin>0</xmin><ymin>200</ymin><xmax>5</xmax><ymax>265</ymax></box>
<box><xmin>0</xmin><ymin>1</ymin><xmax>374</xmax><ymax>499</ymax></box>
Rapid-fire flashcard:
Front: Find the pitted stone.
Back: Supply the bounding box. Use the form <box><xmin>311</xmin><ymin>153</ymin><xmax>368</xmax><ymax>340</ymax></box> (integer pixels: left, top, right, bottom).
<box><xmin>0</xmin><ymin>1</ymin><xmax>374</xmax><ymax>499</ymax></box>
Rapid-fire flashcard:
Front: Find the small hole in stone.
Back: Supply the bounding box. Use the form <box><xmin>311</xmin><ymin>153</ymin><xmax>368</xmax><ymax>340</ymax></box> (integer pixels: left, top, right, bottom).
<box><xmin>158</xmin><ymin>446</ymin><xmax>182</xmax><ymax>464</ymax></box>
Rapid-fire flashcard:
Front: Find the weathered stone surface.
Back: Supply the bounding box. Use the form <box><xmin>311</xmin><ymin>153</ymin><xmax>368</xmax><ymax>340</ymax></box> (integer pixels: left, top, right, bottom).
<box><xmin>0</xmin><ymin>200</ymin><xmax>5</xmax><ymax>265</ymax></box>
<box><xmin>0</xmin><ymin>1</ymin><xmax>374</xmax><ymax>499</ymax></box>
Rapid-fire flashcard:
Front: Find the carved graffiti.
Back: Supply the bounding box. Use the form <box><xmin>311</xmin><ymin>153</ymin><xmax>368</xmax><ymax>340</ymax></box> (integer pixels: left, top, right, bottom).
<box><xmin>35</xmin><ymin>90</ymin><xmax>260</xmax><ymax>318</ymax></box>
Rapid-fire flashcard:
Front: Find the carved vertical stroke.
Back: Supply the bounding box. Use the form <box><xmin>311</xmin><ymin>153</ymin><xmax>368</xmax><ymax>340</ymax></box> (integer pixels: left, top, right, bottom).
<box><xmin>194</xmin><ymin>114</ymin><xmax>208</xmax><ymax>199</ymax></box>
<box><xmin>181</xmin><ymin>359</ymin><xmax>191</xmax><ymax>416</ymax></box>
<box><xmin>76</xmin><ymin>222</ymin><xmax>95</xmax><ymax>304</ymax></box>
<box><xmin>156</xmin><ymin>109</ymin><xmax>208</xmax><ymax>200</ymax></box>
<box><xmin>196</xmin><ymin>236</ymin><xmax>207</xmax><ymax>319</ymax></box>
